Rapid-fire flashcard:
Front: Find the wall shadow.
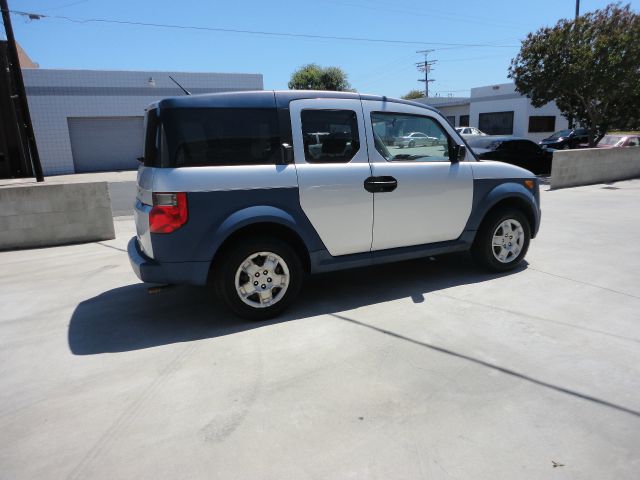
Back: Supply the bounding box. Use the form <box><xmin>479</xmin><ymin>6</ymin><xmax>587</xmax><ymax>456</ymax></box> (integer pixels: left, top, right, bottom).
<box><xmin>68</xmin><ymin>253</ymin><xmax>524</xmax><ymax>356</ymax></box>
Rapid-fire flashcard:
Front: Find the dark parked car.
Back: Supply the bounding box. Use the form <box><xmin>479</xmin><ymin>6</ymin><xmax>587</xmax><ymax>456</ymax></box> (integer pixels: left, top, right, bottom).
<box><xmin>539</xmin><ymin>128</ymin><xmax>589</xmax><ymax>150</ymax></box>
<box><xmin>468</xmin><ymin>136</ymin><xmax>552</xmax><ymax>175</ymax></box>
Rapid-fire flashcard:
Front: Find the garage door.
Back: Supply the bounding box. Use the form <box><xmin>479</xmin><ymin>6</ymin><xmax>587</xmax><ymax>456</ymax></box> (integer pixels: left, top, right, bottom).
<box><xmin>68</xmin><ymin>116</ymin><xmax>144</xmax><ymax>173</ymax></box>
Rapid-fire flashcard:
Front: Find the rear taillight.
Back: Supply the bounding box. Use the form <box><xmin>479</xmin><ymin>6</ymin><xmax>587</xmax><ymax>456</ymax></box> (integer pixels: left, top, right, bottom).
<box><xmin>149</xmin><ymin>192</ymin><xmax>188</xmax><ymax>233</ymax></box>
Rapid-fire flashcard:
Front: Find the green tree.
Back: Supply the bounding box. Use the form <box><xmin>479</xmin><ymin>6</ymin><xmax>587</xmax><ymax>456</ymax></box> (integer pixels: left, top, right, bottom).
<box><xmin>508</xmin><ymin>3</ymin><xmax>640</xmax><ymax>145</ymax></box>
<box><xmin>401</xmin><ymin>90</ymin><xmax>425</xmax><ymax>100</ymax></box>
<box><xmin>288</xmin><ymin>64</ymin><xmax>352</xmax><ymax>91</ymax></box>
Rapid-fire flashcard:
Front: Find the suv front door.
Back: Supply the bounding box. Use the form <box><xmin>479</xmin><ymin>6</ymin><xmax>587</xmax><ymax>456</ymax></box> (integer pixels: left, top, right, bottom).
<box><xmin>290</xmin><ymin>99</ymin><xmax>373</xmax><ymax>256</ymax></box>
<box><xmin>362</xmin><ymin>101</ymin><xmax>474</xmax><ymax>251</ymax></box>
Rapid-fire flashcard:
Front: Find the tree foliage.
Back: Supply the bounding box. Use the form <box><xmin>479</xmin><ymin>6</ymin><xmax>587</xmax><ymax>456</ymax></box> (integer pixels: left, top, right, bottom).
<box><xmin>508</xmin><ymin>3</ymin><xmax>640</xmax><ymax>143</ymax></box>
<box><xmin>288</xmin><ymin>64</ymin><xmax>352</xmax><ymax>91</ymax></box>
<box><xmin>401</xmin><ymin>89</ymin><xmax>425</xmax><ymax>100</ymax></box>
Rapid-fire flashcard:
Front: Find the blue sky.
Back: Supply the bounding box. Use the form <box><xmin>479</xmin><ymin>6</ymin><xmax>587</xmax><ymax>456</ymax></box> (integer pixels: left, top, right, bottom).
<box><xmin>6</xmin><ymin>0</ymin><xmax>629</xmax><ymax>98</ymax></box>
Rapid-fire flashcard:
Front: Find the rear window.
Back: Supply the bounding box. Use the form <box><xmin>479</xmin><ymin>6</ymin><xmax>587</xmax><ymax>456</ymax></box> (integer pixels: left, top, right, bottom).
<box><xmin>161</xmin><ymin>108</ymin><xmax>280</xmax><ymax>167</ymax></box>
<box><xmin>143</xmin><ymin>108</ymin><xmax>162</xmax><ymax>167</ymax></box>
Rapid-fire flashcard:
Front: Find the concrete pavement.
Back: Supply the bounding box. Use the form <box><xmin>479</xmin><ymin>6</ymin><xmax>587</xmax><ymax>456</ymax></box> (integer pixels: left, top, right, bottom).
<box><xmin>1</xmin><ymin>180</ymin><xmax>639</xmax><ymax>479</ymax></box>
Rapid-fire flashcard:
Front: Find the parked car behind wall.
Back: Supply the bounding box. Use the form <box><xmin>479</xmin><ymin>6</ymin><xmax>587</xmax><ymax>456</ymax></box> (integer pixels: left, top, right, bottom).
<box><xmin>596</xmin><ymin>134</ymin><xmax>640</xmax><ymax>148</ymax></box>
<box><xmin>539</xmin><ymin>128</ymin><xmax>589</xmax><ymax>150</ymax></box>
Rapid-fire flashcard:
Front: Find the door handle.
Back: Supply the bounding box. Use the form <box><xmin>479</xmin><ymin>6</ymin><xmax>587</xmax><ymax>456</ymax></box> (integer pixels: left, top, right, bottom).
<box><xmin>364</xmin><ymin>176</ymin><xmax>398</xmax><ymax>193</ymax></box>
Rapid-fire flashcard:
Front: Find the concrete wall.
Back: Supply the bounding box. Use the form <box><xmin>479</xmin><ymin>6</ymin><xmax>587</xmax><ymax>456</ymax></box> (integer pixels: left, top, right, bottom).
<box><xmin>551</xmin><ymin>148</ymin><xmax>640</xmax><ymax>189</ymax></box>
<box><xmin>23</xmin><ymin>69</ymin><xmax>264</xmax><ymax>175</ymax></box>
<box><xmin>0</xmin><ymin>182</ymin><xmax>115</xmax><ymax>250</ymax></box>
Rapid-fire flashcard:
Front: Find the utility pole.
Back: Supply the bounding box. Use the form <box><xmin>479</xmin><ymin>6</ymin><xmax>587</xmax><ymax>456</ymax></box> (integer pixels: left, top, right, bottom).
<box><xmin>568</xmin><ymin>0</ymin><xmax>580</xmax><ymax>128</ymax></box>
<box><xmin>416</xmin><ymin>50</ymin><xmax>436</xmax><ymax>98</ymax></box>
<box><xmin>0</xmin><ymin>0</ymin><xmax>44</xmax><ymax>181</ymax></box>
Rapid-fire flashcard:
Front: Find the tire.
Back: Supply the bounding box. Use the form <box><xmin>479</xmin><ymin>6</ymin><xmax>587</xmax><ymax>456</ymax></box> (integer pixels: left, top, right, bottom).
<box><xmin>408</xmin><ymin>141</ymin><xmax>415</xmax><ymax>148</ymax></box>
<box><xmin>213</xmin><ymin>237</ymin><xmax>303</xmax><ymax>320</ymax></box>
<box><xmin>471</xmin><ymin>208</ymin><xmax>531</xmax><ymax>272</ymax></box>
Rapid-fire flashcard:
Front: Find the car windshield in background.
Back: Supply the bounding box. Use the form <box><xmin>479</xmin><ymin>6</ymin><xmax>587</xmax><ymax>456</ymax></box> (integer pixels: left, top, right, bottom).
<box><xmin>467</xmin><ymin>137</ymin><xmax>502</xmax><ymax>150</ymax></box>
<box><xmin>599</xmin><ymin>135</ymin><xmax>623</xmax><ymax>146</ymax></box>
<box><xmin>548</xmin><ymin>129</ymin><xmax>572</xmax><ymax>139</ymax></box>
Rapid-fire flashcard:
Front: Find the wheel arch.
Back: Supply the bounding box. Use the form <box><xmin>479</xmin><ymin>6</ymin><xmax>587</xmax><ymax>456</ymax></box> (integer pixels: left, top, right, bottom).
<box><xmin>206</xmin><ymin>207</ymin><xmax>315</xmax><ymax>280</ymax></box>
<box><xmin>467</xmin><ymin>182</ymin><xmax>540</xmax><ymax>239</ymax></box>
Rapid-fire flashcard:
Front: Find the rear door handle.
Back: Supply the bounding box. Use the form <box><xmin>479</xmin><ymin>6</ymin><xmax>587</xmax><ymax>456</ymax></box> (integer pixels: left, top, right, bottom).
<box><xmin>364</xmin><ymin>176</ymin><xmax>398</xmax><ymax>193</ymax></box>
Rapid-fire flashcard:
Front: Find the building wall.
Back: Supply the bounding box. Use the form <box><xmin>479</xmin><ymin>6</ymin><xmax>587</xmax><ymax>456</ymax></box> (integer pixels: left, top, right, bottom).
<box><xmin>23</xmin><ymin>69</ymin><xmax>263</xmax><ymax>175</ymax></box>
<box><xmin>436</xmin><ymin>104</ymin><xmax>470</xmax><ymax>127</ymax></box>
<box><xmin>469</xmin><ymin>83</ymin><xmax>568</xmax><ymax>142</ymax></box>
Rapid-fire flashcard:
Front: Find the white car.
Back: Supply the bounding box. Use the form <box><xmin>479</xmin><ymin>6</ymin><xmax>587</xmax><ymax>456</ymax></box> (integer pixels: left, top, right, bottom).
<box><xmin>394</xmin><ymin>132</ymin><xmax>439</xmax><ymax>148</ymax></box>
<box><xmin>456</xmin><ymin>127</ymin><xmax>487</xmax><ymax>137</ymax></box>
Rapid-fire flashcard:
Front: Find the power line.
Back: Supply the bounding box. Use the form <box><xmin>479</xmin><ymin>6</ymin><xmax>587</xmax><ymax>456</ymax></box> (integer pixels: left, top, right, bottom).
<box><xmin>6</xmin><ymin>9</ymin><xmax>520</xmax><ymax>49</ymax></box>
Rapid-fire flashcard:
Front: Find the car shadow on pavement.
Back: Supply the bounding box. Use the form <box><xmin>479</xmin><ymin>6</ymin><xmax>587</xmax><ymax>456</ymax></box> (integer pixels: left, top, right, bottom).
<box><xmin>68</xmin><ymin>253</ymin><xmax>521</xmax><ymax>356</ymax></box>
<box><xmin>68</xmin><ymin>254</ymin><xmax>640</xmax><ymax>418</ymax></box>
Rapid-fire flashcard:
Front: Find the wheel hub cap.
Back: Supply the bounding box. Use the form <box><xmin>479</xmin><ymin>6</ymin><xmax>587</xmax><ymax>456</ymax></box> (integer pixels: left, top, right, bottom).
<box><xmin>491</xmin><ymin>219</ymin><xmax>525</xmax><ymax>263</ymax></box>
<box><xmin>235</xmin><ymin>251</ymin><xmax>290</xmax><ymax>308</ymax></box>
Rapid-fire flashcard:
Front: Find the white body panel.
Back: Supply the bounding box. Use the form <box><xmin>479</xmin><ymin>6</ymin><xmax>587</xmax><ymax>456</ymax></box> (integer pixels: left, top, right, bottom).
<box><xmin>362</xmin><ymin>100</ymin><xmax>474</xmax><ymax>250</ymax></box>
<box><xmin>135</xmin><ymin>165</ymin><xmax>155</xmax><ymax>258</ymax></box>
<box><xmin>150</xmin><ymin>164</ymin><xmax>298</xmax><ymax>192</ymax></box>
<box><xmin>471</xmin><ymin>160</ymin><xmax>534</xmax><ymax>179</ymax></box>
<box><xmin>290</xmin><ymin>99</ymin><xmax>373</xmax><ymax>256</ymax></box>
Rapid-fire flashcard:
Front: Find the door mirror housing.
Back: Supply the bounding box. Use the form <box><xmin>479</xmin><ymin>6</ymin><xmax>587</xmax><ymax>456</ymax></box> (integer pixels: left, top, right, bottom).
<box><xmin>450</xmin><ymin>144</ymin><xmax>466</xmax><ymax>163</ymax></box>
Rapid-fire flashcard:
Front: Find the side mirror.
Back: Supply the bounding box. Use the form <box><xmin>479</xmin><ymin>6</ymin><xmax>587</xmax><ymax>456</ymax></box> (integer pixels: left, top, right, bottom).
<box><xmin>281</xmin><ymin>143</ymin><xmax>294</xmax><ymax>164</ymax></box>
<box><xmin>450</xmin><ymin>144</ymin><xmax>466</xmax><ymax>163</ymax></box>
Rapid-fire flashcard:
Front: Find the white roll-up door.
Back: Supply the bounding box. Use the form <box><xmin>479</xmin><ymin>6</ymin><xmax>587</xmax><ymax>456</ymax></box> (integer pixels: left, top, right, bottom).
<box><xmin>68</xmin><ymin>116</ymin><xmax>144</xmax><ymax>173</ymax></box>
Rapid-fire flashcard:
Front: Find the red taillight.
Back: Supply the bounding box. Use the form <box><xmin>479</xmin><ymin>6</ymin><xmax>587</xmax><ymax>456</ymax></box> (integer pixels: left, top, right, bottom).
<box><xmin>149</xmin><ymin>192</ymin><xmax>188</xmax><ymax>233</ymax></box>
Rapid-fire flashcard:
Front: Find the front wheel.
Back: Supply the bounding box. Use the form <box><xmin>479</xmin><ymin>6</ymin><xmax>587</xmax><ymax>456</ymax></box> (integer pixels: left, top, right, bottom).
<box><xmin>408</xmin><ymin>141</ymin><xmax>415</xmax><ymax>148</ymax></box>
<box><xmin>471</xmin><ymin>209</ymin><xmax>531</xmax><ymax>272</ymax></box>
<box><xmin>213</xmin><ymin>238</ymin><xmax>303</xmax><ymax>320</ymax></box>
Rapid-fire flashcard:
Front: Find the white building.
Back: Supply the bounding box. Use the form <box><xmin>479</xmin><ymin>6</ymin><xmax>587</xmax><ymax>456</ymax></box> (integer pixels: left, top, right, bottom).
<box><xmin>23</xmin><ymin>68</ymin><xmax>263</xmax><ymax>175</ymax></box>
<box><xmin>416</xmin><ymin>82</ymin><xmax>568</xmax><ymax>142</ymax></box>
<box><xmin>469</xmin><ymin>83</ymin><xmax>568</xmax><ymax>142</ymax></box>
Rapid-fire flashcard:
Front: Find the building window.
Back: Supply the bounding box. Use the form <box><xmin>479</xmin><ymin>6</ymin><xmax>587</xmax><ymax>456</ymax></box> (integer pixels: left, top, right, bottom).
<box><xmin>528</xmin><ymin>116</ymin><xmax>556</xmax><ymax>133</ymax></box>
<box><xmin>478</xmin><ymin>111</ymin><xmax>514</xmax><ymax>135</ymax></box>
<box><xmin>445</xmin><ymin>116</ymin><xmax>456</xmax><ymax>126</ymax></box>
<box><xmin>459</xmin><ymin>115</ymin><xmax>469</xmax><ymax>127</ymax></box>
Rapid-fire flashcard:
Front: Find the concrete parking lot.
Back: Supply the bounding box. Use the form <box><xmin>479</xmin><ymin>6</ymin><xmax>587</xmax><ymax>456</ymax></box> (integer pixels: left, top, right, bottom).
<box><xmin>1</xmin><ymin>180</ymin><xmax>639</xmax><ymax>479</ymax></box>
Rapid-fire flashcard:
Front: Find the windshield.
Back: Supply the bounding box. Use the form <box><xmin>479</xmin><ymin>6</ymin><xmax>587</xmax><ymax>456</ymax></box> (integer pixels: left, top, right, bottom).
<box><xmin>598</xmin><ymin>135</ymin><xmax>623</xmax><ymax>146</ymax></box>
<box><xmin>548</xmin><ymin>129</ymin><xmax>572</xmax><ymax>140</ymax></box>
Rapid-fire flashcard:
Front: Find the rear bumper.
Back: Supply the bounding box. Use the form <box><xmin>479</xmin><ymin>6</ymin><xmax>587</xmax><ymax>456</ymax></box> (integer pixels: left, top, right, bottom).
<box><xmin>127</xmin><ymin>237</ymin><xmax>210</xmax><ymax>286</ymax></box>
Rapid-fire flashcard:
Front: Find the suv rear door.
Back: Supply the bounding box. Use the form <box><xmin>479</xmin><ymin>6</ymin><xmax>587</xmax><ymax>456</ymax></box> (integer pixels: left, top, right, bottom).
<box><xmin>289</xmin><ymin>99</ymin><xmax>373</xmax><ymax>256</ymax></box>
<box><xmin>362</xmin><ymin>100</ymin><xmax>474</xmax><ymax>251</ymax></box>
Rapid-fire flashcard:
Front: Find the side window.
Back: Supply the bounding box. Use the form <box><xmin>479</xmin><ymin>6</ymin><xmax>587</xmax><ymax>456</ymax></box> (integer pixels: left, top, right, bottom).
<box><xmin>300</xmin><ymin>109</ymin><xmax>360</xmax><ymax>163</ymax></box>
<box><xmin>163</xmin><ymin>108</ymin><xmax>280</xmax><ymax>167</ymax></box>
<box><xmin>371</xmin><ymin>112</ymin><xmax>451</xmax><ymax>162</ymax></box>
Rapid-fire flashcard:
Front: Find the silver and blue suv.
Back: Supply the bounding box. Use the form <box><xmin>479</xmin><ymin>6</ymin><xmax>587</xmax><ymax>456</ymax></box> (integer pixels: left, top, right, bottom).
<box><xmin>128</xmin><ymin>90</ymin><xmax>541</xmax><ymax>319</ymax></box>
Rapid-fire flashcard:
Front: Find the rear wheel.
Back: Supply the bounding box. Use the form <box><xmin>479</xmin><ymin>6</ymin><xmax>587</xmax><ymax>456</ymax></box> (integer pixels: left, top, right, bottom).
<box><xmin>471</xmin><ymin>209</ymin><xmax>531</xmax><ymax>272</ymax></box>
<box><xmin>214</xmin><ymin>238</ymin><xmax>303</xmax><ymax>320</ymax></box>
<box><xmin>408</xmin><ymin>140</ymin><xmax>415</xmax><ymax>148</ymax></box>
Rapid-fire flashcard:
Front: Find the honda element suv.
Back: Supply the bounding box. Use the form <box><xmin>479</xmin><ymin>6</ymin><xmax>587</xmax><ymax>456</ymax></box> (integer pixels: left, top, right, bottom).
<box><xmin>129</xmin><ymin>90</ymin><xmax>541</xmax><ymax>319</ymax></box>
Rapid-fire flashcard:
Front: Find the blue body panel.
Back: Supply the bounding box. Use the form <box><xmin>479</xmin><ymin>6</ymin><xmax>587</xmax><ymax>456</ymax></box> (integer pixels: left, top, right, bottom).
<box><xmin>129</xmin><ymin>178</ymin><xmax>541</xmax><ymax>285</ymax></box>
<box><xmin>128</xmin><ymin>237</ymin><xmax>211</xmax><ymax>285</ymax></box>
<box><xmin>151</xmin><ymin>187</ymin><xmax>325</xmax><ymax>263</ymax></box>
<box><xmin>465</xmin><ymin>178</ymin><xmax>541</xmax><ymax>237</ymax></box>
